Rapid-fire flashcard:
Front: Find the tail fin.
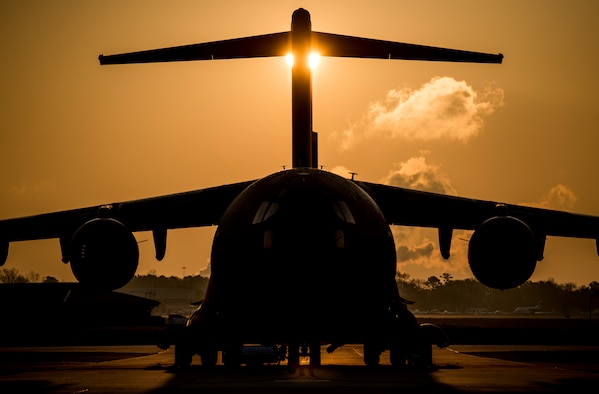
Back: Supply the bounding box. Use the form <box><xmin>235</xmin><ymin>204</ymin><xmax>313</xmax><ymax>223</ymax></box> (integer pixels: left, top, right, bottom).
<box><xmin>99</xmin><ymin>8</ymin><xmax>502</xmax><ymax>169</ymax></box>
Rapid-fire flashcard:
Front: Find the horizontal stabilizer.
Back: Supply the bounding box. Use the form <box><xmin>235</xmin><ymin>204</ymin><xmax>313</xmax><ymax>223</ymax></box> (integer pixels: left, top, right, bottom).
<box><xmin>99</xmin><ymin>31</ymin><xmax>502</xmax><ymax>65</ymax></box>
<box><xmin>99</xmin><ymin>32</ymin><xmax>290</xmax><ymax>64</ymax></box>
<box><xmin>313</xmin><ymin>32</ymin><xmax>503</xmax><ymax>63</ymax></box>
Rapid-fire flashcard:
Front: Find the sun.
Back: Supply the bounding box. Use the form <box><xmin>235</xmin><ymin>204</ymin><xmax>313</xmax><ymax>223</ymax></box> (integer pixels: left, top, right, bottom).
<box><xmin>285</xmin><ymin>52</ymin><xmax>321</xmax><ymax>69</ymax></box>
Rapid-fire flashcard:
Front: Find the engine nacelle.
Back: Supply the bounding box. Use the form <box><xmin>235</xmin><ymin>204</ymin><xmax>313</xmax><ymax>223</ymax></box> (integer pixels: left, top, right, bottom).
<box><xmin>468</xmin><ymin>216</ymin><xmax>537</xmax><ymax>290</ymax></box>
<box><xmin>69</xmin><ymin>218</ymin><xmax>139</xmax><ymax>291</ymax></box>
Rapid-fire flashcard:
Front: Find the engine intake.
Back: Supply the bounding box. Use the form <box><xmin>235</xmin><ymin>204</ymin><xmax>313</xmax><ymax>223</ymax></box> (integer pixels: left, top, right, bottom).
<box><xmin>468</xmin><ymin>216</ymin><xmax>537</xmax><ymax>290</ymax></box>
<box><xmin>69</xmin><ymin>218</ymin><xmax>139</xmax><ymax>291</ymax></box>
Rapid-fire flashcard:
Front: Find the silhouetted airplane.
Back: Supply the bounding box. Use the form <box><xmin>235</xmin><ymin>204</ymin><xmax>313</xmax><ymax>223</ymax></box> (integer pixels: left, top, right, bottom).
<box><xmin>1</xmin><ymin>8</ymin><xmax>598</xmax><ymax>368</ymax></box>
<box><xmin>513</xmin><ymin>300</ymin><xmax>544</xmax><ymax>315</ymax></box>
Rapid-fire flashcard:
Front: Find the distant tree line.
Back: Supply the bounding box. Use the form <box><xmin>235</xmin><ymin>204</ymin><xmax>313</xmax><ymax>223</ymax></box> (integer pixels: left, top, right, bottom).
<box><xmin>122</xmin><ymin>272</ymin><xmax>210</xmax><ymax>301</ymax></box>
<box><xmin>397</xmin><ymin>272</ymin><xmax>599</xmax><ymax>317</ymax></box>
<box><xmin>0</xmin><ymin>267</ymin><xmax>58</xmax><ymax>284</ymax></box>
<box><xmin>2</xmin><ymin>267</ymin><xmax>598</xmax><ymax>317</ymax></box>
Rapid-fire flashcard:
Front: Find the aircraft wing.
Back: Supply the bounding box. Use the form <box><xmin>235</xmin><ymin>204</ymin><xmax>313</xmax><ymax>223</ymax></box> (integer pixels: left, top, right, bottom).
<box><xmin>98</xmin><ymin>31</ymin><xmax>502</xmax><ymax>66</ymax></box>
<box><xmin>0</xmin><ymin>180</ymin><xmax>255</xmax><ymax>262</ymax></box>
<box><xmin>356</xmin><ymin>181</ymin><xmax>599</xmax><ymax>249</ymax></box>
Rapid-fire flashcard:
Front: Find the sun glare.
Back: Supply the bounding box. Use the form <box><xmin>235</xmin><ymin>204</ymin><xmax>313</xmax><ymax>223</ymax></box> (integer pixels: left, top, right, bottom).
<box><xmin>285</xmin><ymin>53</ymin><xmax>294</xmax><ymax>67</ymax></box>
<box><xmin>285</xmin><ymin>52</ymin><xmax>321</xmax><ymax>69</ymax></box>
<box><xmin>309</xmin><ymin>52</ymin><xmax>321</xmax><ymax>69</ymax></box>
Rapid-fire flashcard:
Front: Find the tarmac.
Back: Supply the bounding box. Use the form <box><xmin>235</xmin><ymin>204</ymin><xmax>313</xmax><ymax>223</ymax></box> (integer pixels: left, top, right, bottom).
<box><xmin>1</xmin><ymin>344</ymin><xmax>598</xmax><ymax>393</ymax></box>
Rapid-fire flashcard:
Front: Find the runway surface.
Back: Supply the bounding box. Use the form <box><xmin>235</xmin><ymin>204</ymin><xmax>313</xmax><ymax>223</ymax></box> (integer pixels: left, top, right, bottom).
<box><xmin>1</xmin><ymin>344</ymin><xmax>598</xmax><ymax>393</ymax></box>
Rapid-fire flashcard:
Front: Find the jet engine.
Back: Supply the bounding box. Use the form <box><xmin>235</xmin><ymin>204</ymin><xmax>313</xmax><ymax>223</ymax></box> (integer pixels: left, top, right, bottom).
<box><xmin>468</xmin><ymin>216</ymin><xmax>537</xmax><ymax>290</ymax></box>
<box><xmin>69</xmin><ymin>218</ymin><xmax>139</xmax><ymax>291</ymax></box>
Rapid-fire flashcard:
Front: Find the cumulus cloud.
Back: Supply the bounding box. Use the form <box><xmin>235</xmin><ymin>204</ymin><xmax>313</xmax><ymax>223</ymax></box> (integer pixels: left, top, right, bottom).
<box><xmin>328</xmin><ymin>156</ymin><xmax>477</xmax><ymax>279</ymax></box>
<box><xmin>521</xmin><ymin>184</ymin><xmax>577</xmax><ymax>211</ymax></box>
<box><xmin>328</xmin><ymin>75</ymin><xmax>504</xmax><ymax>280</ymax></box>
<box><xmin>397</xmin><ymin>242</ymin><xmax>434</xmax><ymax>262</ymax></box>
<box><xmin>329</xmin><ymin>165</ymin><xmax>355</xmax><ymax>179</ymax></box>
<box><xmin>392</xmin><ymin>225</ymin><xmax>473</xmax><ymax>279</ymax></box>
<box><xmin>376</xmin><ymin>156</ymin><xmax>472</xmax><ymax>278</ymax></box>
<box><xmin>338</xmin><ymin>77</ymin><xmax>504</xmax><ymax>150</ymax></box>
<box><xmin>382</xmin><ymin>156</ymin><xmax>456</xmax><ymax>195</ymax></box>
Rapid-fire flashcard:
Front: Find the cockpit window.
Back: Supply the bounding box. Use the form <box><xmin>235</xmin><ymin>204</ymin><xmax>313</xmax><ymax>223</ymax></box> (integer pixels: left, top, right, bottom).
<box><xmin>333</xmin><ymin>200</ymin><xmax>355</xmax><ymax>224</ymax></box>
<box><xmin>252</xmin><ymin>201</ymin><xmax>280</xmax><ymax>224</ymax></box>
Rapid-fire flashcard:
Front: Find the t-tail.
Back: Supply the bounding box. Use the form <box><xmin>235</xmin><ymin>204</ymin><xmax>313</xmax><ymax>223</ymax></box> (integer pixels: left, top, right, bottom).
<box><xmin>99</xmin><ymin>8</ymin><xmax>503</xmax><ymax>169</ymax></box>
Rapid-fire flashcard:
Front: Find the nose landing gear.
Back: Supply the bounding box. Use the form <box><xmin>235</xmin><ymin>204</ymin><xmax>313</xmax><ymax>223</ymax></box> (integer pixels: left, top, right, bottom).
<box><xmin>286</xmin><ymin>341</ymin><xmax>321</xmax><ymax>373</ymax></box>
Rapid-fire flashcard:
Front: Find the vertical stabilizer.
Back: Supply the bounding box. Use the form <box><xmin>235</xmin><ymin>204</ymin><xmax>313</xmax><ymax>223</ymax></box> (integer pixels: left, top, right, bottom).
<box><xmin>291</xmin><ymin>8</ymin><xmax>314</xmax><ymax>168</ymax></box>
<box><xmin>98</xmin><ymin>8</ymin><xmax>503</xmax><ymax>170</ymax></box>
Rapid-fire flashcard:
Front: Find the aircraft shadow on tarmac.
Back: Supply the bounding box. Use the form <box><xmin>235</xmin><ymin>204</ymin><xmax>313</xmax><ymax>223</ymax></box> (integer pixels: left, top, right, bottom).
<box><xmin>2</xmin><ymin>347</ymin><xmax>599</xmax><ymax>393</ymax></box>
<box><xmin>148</xmin><ymin>364</ymin><xmax>463</xmax><ymax>394</ymax></box>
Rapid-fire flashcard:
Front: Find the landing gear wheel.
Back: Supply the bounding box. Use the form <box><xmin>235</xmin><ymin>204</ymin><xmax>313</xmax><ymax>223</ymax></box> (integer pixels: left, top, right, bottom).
<box><xmin>410</xmin><ymin>340</ymin><xmax>433</xmax><ymax>368</ymax></box>
<box><xmin>364</xmin><ymin>344</ymin><xmax>380</xmax><ymax>367</ymax></box>
<box><xmin>200</xmin><ymin>347</ymin><xmax>218</xmax><ymax>367</ymax></box>
<box><xmin>389</xmin><ymin>346</ymin><xmax>409</xmax><ymax>368</ymax></box>
<box><xmin>174</xmin><ymin>343</ymin><xmax>193</xmax><ymax>368</ymax></box>
<box><xmin>287</xmin><ymin>345</ymin><xmax>300</xmax><ymax>373</ymax></box>
<box><xmin>309</xmin><ymin>343</ymin><xmax>321</xmax><ymax>366</ymax></box>
<box><xmin>222</xmin><ymin>345</ymin><xmax>242</xmax><ymax>368</ymax></box>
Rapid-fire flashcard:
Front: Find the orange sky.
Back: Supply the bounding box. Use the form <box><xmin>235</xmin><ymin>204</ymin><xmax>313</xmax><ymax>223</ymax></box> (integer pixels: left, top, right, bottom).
<box><xmin>1</xmin><ymin>0</ymin><xmax>598</xmax><ymax>286</ymax></box>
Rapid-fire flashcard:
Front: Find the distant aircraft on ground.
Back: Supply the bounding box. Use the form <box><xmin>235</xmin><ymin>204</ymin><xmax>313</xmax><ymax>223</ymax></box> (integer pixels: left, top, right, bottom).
<box><xmin>1</xmin><ymin>8</ymin><xmax>598</xmax><ymax>369</ymax></box>
<box><xmin>513</xmin><ymin>301</ymin><xmax>544</xmax><ymax>315</ymax></box>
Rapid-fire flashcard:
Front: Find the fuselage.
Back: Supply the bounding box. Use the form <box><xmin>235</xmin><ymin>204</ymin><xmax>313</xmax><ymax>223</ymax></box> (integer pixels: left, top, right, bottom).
<box><xmin>200</xmin><ymin>168</ymin><xmax>398</xmax><ymax>343</ymax></box>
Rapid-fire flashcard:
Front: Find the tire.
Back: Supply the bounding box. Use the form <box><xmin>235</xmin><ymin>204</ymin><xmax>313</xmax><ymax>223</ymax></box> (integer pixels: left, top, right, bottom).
<box><xmin>363</xmin><ymin>344</ymin><xmax>380</xmax><ymax>367</ymax></box>
<box><xmin>200</xmin><ymin>347</ymin><xmax>218</xmax><ymax>367</ymax></box>
<box><xmin>389</xmin><ymin>346</ymin><xmax>409</xmax><ymax>368</ymax></box>
<box><xmin>222</xmin><ymin>345</ymin><xmax>242</xmax><ymax>368</ymax></box>
<box><xmin>309</xmin><ymin>343</ymin><xmax>321</xmax><ymax>366</ymax></box>
<box><xmin>174</xmin><ymin>343</ymin><xmax>193</xmax><ymax>367</ymax></box>
<box><xmin>287</xmin><ymin>345</ymin><xmax>299</xmax><ymax>373</ymax></box>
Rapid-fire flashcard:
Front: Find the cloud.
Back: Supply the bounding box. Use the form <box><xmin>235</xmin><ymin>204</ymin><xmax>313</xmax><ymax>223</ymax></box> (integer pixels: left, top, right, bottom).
<box><xmin>338</xmin><ymin>77</ymin><xmax>504</xmax><ymax>150</ymax></box>
<box><xmin>392</xmin><ymin>226</ymin><xmax>473</xmax><ymax>279</ymax></box>
<box><xmin>389</xmin><ymin>179</ymin><xmax>579</xmax><ymax>281</ymax></box>
<box><xmin>520</xmin><ymin>184</ymin><xmax>577</xmax><ymax>211</ymax></box>
<box><xmin>375</xmin><ymin>155</ymin><xmax>472</xmax><ymax>278</ymax></box>
<box><xmin>330</xmin><ymin>156</ymin><xmax>480</xmax><ymax>280</ymax></box>
<box><xmin>329</xmin><ymin>165</ymin><xmax>354</xmax><ymax>179</ymax></box>
<box><xmin>382</xmin><ymin>156</ymin><xmax>457</xmax><ymax>195</ymax></box>
<box><xmin>397</xmin><ymin>242</ymin><xmax>434</xmax><ymax>262</ymax></box>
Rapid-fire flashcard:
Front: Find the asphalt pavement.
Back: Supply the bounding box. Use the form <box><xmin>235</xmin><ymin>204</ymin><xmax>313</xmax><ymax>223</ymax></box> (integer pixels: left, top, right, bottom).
<box><xmin>1</xmin><ymin>344</ymin><xmax>598</xmax><ymax>393</ymax></box>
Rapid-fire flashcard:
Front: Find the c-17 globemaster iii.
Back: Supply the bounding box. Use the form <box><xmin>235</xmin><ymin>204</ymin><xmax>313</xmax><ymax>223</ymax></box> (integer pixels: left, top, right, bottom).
<box><xmin>1</xmin><ymin>8</ymin><xmax>598</xmax><ymax>369</ymax></box>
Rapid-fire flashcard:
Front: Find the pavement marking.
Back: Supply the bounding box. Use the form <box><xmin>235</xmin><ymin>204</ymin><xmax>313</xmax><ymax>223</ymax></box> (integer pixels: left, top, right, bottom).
<box><xmin>351</xmin><ymin>346</ymin><xmax>363</xmax><ymax>357</ymax></box>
